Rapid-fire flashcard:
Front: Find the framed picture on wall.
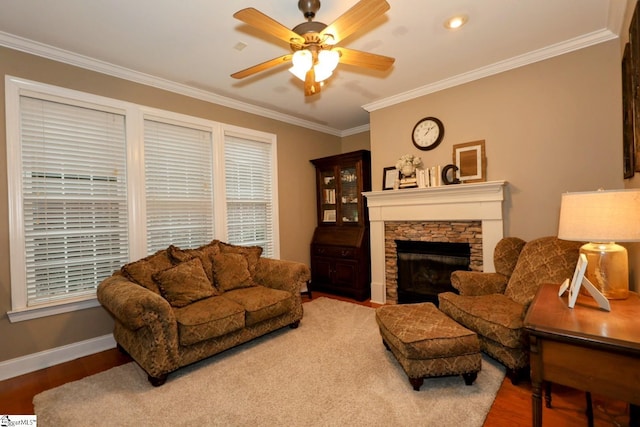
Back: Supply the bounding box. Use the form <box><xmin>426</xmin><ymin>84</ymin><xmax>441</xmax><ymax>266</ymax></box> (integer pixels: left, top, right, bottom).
<box><xmin>630</xmin><ymin>1</ymin><xmax>640</xmax><ymax>172</ymax></box>
<box><xmin>623</xmin><ymin>42</ymin><xmax>635</xmax><ymax>179</ymax></box>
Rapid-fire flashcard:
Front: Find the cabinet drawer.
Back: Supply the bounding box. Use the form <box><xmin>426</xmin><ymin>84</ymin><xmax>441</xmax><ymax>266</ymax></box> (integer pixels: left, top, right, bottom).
<box><xmin>313</xmin><ymin>246</ymin><xmax>356</xmax><ymax>258</ymax></box>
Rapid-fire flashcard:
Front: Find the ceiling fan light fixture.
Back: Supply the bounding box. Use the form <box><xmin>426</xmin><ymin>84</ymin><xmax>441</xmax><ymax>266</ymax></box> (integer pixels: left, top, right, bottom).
<box><xmin>289</xmin><ymin>65</ymin><xmax>308</xmax><ymax>81</ymax></box>
<box><xmin>290</xmin><ymin>48</ymin><xmax>339</xmax><ymax>82</ymax></box>
<box><xmin>289</xmin><ymin>49</ymin><xmax>314</xmax><ymax>81</ymax></box>
<box><xmin>292</xmin><ymin>49</ymin><xmax>313</xmax><ymax>71</ymax></box>
<box><xmin>444</xmin><ymin>14</ymin><xmax>468</xmax><ymax>30</ymax></box>
<box><xmin>313</xmin><ymin>67</ymin><xmax>333</xmax><ymax>82</ymax></box>
<box><xmin>231</xmin><ymin>1</ymin><xmax>395</xmax><ymax>96</ymax></box>
<box><xmin>318</xmin><ymin>49</ymin><xmax>339</xmax><ymax>71</ymax></box>
<box><xmin>315</xmin><ymin>49</ymin><xmax>340</xmax><ymax>81</ymax></box>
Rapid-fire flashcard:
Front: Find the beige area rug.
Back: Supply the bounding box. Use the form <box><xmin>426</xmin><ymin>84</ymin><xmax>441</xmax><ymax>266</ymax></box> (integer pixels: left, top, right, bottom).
<box><xmin>33</xmin><ymin>297</ymin><xmax>505</xmax><ymax>426</ymax></box>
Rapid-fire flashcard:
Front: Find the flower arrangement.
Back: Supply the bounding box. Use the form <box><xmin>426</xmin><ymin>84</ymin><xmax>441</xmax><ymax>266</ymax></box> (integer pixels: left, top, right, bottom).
<box><xmin>396</xmin><ymin>154</ymin><xmax>423</xmax><ymax>177</ymax></box>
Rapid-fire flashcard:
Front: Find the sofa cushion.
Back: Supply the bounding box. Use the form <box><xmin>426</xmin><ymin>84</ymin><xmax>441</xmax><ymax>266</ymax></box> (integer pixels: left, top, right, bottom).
<box><xmin>212</xmin><ymin>252</ymin><xmax>256</xmax><ymax>292</ymax></box>
<box><xmin>167</xmin><ymin>240</ymin><xmax>221</xmax><ymax>284</ymax></box>
<box><xmin>438</xmin><ymin>292</ymin><xmax>527</xmax><ymax>349</ymax></box>
<box><xmin>172</xmin><ymin>296</ymin><xmax>246</xmax><ymax>346</ymax></box>
<box><xmin>222</xmin><ymin>286</ymin><xmax>294</xmax><ymax>326</ymax></box>
<box><xmin>121</xmin><ymin>249</ymin><xmax>173</xmax><ymax>295</ymax></box>
<box><xmin>219</xmin><ymin>242</ymin><xmax>262</xmax><ymax>278</ymax></box>
<box><xmin>153</xmin><ymin>258</ymin><xmax>217</xmax><ymax>307</ymax></box>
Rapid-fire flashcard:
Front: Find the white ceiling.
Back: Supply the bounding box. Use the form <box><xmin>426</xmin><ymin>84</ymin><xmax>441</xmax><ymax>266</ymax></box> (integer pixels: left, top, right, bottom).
<box><xmin>0</xmin><ymin>0</ymin><xmax>628</xmax><ymax>135</ymax></box>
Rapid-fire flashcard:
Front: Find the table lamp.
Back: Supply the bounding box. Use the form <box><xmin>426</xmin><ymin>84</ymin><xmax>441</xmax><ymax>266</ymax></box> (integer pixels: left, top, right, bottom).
<box><xmin>558</xmin><ymin>189</ymin><xmax>640</xmax><ymax>299</ymax></box>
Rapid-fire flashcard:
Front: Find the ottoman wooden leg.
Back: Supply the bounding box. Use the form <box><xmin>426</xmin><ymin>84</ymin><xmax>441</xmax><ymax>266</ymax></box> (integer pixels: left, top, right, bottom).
<box><xmin>409</xmin><ymin>377</ymin><xmax>424</xmax><ymax>391</ymax></box>
<box><xmin>382</xmin><ymin>339</ymin><xmax>391</xmax><ymax>351</ymax></box>
<box><xmin>462</xmin><ymin>372</ymin><xmax>478</xmax><ymax>386</ymax></box>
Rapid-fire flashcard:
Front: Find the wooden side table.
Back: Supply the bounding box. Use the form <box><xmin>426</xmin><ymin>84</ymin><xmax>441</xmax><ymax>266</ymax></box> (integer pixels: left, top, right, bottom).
<box><xmin>524</xmin><ymin>283</ymin><xmax>640</xmax><ymax>427</ymax></box>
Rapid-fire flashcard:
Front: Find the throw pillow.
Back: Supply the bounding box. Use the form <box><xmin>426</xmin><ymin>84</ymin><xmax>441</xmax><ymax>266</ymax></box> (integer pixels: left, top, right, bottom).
<box><xmin>218</xmin><ymin>242</ymin><xmax>263</xmax><ymax>278</ymax></box>
<box><xmin>121</xmin><ymin>249</ymin><xmax>174</xmax><ymax>295</ymax></box>
<box><xmin>168</xmin><ymin>240</ymin><xmax>220</xmax><ymax>284</ymax></box>
<box><xmin>212</xmin><ymin>252</ymin><xmax>255</xmax><ymax>292</ymax></box>
<box><xmin>153</xmin><ymin>258</ymin><xmax>217</xmax><ymax>307</ymax></box>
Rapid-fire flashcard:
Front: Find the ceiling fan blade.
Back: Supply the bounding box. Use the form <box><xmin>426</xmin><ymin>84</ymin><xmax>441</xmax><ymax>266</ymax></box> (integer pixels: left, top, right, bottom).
<box><xmin>231</xmin><ymin>54</ymin><xmax>293</xmax><ymax>79</ymax></box>
<box><xmin>319</xmin><ymin>0</ymin><xmax>390</xmax><ymax>45</ymax></box>
<box><xmin>304</xmin><ymin>68</ymin><xmax>321</xmax><ymax>96</ymax></box>
<box><xmin>234</xmin><ymin>8</ymin><xmax>304</xmax><ymax>45</ymax></box>
<box><xmin>334</xmin><ymin>47</ymin><xmax>394</xmax><ymax>71</ymax></box>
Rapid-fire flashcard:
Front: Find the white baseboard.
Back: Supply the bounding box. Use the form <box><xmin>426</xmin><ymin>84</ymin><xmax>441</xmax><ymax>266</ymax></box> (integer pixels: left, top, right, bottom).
<box><xmin>0</xmin><ymin>334</ymin><xmax>116</xmax><ymax>381</ymax></box>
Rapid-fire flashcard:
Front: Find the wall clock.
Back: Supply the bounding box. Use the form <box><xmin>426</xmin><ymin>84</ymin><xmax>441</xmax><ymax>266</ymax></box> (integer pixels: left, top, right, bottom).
<box><xmin>412</xmin><ymin>117</ymin><xmax>444</xmax><ymax>151</ymax></box>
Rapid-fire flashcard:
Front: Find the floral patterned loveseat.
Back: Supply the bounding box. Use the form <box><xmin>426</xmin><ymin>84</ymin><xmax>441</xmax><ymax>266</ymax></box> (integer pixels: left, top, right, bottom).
<box><xmin>97</xmin><ymin>240</ymin><xmax>309</xmax><ymax>386</ymax></box>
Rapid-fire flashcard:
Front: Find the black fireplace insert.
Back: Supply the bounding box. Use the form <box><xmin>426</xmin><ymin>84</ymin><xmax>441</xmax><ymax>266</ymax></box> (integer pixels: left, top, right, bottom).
<box><xmin>396</xmin><ymin>240</ymin><xmax>471</xmax><ymax>305</ymax></box>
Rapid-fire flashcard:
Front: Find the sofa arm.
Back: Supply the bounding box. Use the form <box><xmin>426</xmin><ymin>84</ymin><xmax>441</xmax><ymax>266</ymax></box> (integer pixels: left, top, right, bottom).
<box><xmin>450</xmin><ymin>271</ymin><xmax>509</xmax><ymax>296</ymax></box>
<box><xmin>254</xmin><ymin>257</ymin><xmax>311</xmax><ymax>295</ymax></box>
<box><xmin>97</xmin><ymin>273</ymin><xmax>176</xmax><ymax>331</ymax></box>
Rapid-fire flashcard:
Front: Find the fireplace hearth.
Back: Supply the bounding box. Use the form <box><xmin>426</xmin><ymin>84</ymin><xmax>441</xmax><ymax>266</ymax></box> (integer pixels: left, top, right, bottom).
<box><xmin>396</xmin><ymin>240</ymin><xmax>471</xmax><ymax>305</ymax></box>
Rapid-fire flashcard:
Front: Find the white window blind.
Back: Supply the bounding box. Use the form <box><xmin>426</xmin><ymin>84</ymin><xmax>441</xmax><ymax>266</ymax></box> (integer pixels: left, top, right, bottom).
<box><xmin>19</xmin><ymin>96</ymin><xmax>129</xmax><ymax>306</ymax></box>
<box><xmin>144</xmin><ymin>119</ymin><xmax>214</xmax><ymax>253</ymax></box>
<box><xmin>224</xmin><ymin>135</ymin><xmax>275</xmax><ymax>257</ymax></box>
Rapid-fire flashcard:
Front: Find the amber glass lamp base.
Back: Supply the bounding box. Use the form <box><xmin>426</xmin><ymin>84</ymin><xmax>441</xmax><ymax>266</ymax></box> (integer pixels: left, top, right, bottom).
<box><xmin>580</xmin><ymin>242</ymin><xmax>629</xmax><ymax>300</ymax></box>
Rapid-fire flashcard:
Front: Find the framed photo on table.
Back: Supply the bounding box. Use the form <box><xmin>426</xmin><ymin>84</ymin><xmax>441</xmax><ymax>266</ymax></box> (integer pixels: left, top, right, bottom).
<box><xmin>558</xmin><ymin>253</ymin><xmax>610</xmax><ymax>311</ymax></box>
<box><xmin>567</xmin><ymin>254</ymin><xmax>588</xmax><ymax>308</ymax></box>
<box><xmin>383</xmin><ymin>166</ymin><xmax>399</xmax><ymax>190</ymax></box>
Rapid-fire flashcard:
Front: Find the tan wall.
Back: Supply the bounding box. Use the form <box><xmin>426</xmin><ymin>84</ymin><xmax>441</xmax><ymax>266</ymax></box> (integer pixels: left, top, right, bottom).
<box><xmin>341</xmin><ymin>131</ymin><xmax>370</xmax><ymax>153</ymax></box>
<box><xmin>0</xmin><ymin>46</ymin><xmax>341</xmax><ymax>361</ymax></box>
<box><xmin>371</xmin><ymin>40</ymin><xmax>631</xmax><ymax>287</ymax></box>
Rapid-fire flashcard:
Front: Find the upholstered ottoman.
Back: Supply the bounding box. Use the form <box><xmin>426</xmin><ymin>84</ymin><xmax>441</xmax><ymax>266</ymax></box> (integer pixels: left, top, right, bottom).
<box><xmin>375</xmin><ymin>302</ymin><xmax>481</xmax><ymax>391</ymax></box>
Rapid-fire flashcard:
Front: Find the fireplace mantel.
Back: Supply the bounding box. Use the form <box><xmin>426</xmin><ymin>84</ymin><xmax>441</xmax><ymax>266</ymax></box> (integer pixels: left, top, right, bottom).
<box><xmin>363</xmin><ymin>180</ymin><xmax>507</xmax><ymax>304</ymax></box>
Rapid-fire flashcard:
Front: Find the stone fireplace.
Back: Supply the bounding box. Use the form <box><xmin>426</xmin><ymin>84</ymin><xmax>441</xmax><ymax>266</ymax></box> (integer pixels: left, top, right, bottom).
<box><xmin>363</xmin><ymin>181</ymin><xmax>506</xmax><ymax>304</ymax></box>
<box><xmin>392</xmin><ymin>224</ymin><xmax>477</xmax><ymax>305</ymax></box>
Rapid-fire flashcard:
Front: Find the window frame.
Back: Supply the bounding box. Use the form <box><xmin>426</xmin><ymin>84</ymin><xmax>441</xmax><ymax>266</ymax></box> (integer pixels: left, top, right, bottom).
<box><xmin>5</xmin><ymin>76</ymin><xmax>279</xmax><ymax>322</ymax></box>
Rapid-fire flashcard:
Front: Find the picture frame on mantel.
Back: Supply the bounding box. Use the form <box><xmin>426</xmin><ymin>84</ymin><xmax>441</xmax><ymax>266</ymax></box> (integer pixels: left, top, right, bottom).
<box><xmin>383</xmin><ymin>166</ymin><xmax>399</xmax><ymax>190</ymax></box>
<box><xmin>453</xmin><ymin>140</ymin><xmax>486</xmax><ymax>183</ymax></box>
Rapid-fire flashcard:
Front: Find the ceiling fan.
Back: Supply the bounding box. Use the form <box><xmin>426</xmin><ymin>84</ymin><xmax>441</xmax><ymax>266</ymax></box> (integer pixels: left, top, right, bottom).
<box><xmin>231</xmin><ymin>0</ymin><xmax>395</xmax><ymax>96</ymax></box>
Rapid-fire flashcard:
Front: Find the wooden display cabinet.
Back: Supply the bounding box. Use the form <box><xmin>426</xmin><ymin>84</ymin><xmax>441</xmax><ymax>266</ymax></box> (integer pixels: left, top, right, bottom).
<box><xmin>310</xmin><ymin>150</ymin><xmax>371</xmax><ymax>301</ymax></box>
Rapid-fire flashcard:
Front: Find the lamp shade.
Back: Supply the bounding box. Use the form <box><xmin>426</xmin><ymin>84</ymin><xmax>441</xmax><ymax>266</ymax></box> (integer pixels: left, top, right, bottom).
<box><xmin>558</xmin><ymin>189</ymin><xmax>640</xmax><ymax>242</ymax></box>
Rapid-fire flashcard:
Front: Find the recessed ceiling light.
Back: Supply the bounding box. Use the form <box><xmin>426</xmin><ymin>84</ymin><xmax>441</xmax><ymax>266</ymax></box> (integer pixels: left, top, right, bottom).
<box><xmin>444</xmin><ymin>15</ymin><xmax>468</xmax><ymax>30</ymax></box>
<box><xmin>234</xmin><ymin>42</ymin><xmax>248</xmax><ymax>51</ymax></box>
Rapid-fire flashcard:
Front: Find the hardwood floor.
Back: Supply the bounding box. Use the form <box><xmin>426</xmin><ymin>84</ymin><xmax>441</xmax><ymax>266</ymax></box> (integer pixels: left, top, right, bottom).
<box><xmin>0</xmin><ymin>292</ymin><xmax>630</xmax><ymax>426</ymax></box>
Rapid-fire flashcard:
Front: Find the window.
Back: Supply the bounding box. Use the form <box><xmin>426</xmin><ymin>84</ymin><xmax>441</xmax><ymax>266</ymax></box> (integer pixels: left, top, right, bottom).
<box><xmin>144</xmin><ymin>119</ymin><xmax>214</xmax><ymax>252</ymax></box>
<box><xmin>224</xmin><ymin>132</ymin><xmax>279</xmax><ymax>258</ymax></box>
<box><xmin>6</xmin><ymin>77</ymin><xmax>279</xmax><ymax>322</ymax></box>
<box><xmin>7</xmin><ymin>90</ymin><xmax>129</xmax><ymax>319</ymax></box>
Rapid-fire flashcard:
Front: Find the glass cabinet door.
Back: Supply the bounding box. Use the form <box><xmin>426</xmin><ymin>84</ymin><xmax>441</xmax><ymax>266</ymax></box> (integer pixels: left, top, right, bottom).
<box><xmin>320</xmin><ymin>168</ymin><xmax>337</xmax><ymax>223</ymax></box>
<box><xmin>339</xmin><ymin>165</ymin><xmax>359</xmax><ymax>224</ymax></box>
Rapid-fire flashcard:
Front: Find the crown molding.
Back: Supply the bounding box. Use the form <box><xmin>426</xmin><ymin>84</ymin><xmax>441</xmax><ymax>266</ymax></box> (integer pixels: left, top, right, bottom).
<box><xmin>0</xmin><ymin>31</ymin><xmax>343</xmax><ymax>137</ymax></box>
<box><xmin>340</xmin><ymin>123</ymin><xmax>370</xmax><ymax>137</ymax></box>
<box><xmin>363</xmin><ymin>29</ymin><xmax>618</xmax><ymax>113</ymax></box>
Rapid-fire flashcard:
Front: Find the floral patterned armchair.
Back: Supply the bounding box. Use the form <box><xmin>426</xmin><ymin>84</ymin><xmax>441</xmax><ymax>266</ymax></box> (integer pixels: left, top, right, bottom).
<box><xmin>438</xmin><ymin>236</ymin><xmax>581</xmax><ymax>382</ymax></box>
